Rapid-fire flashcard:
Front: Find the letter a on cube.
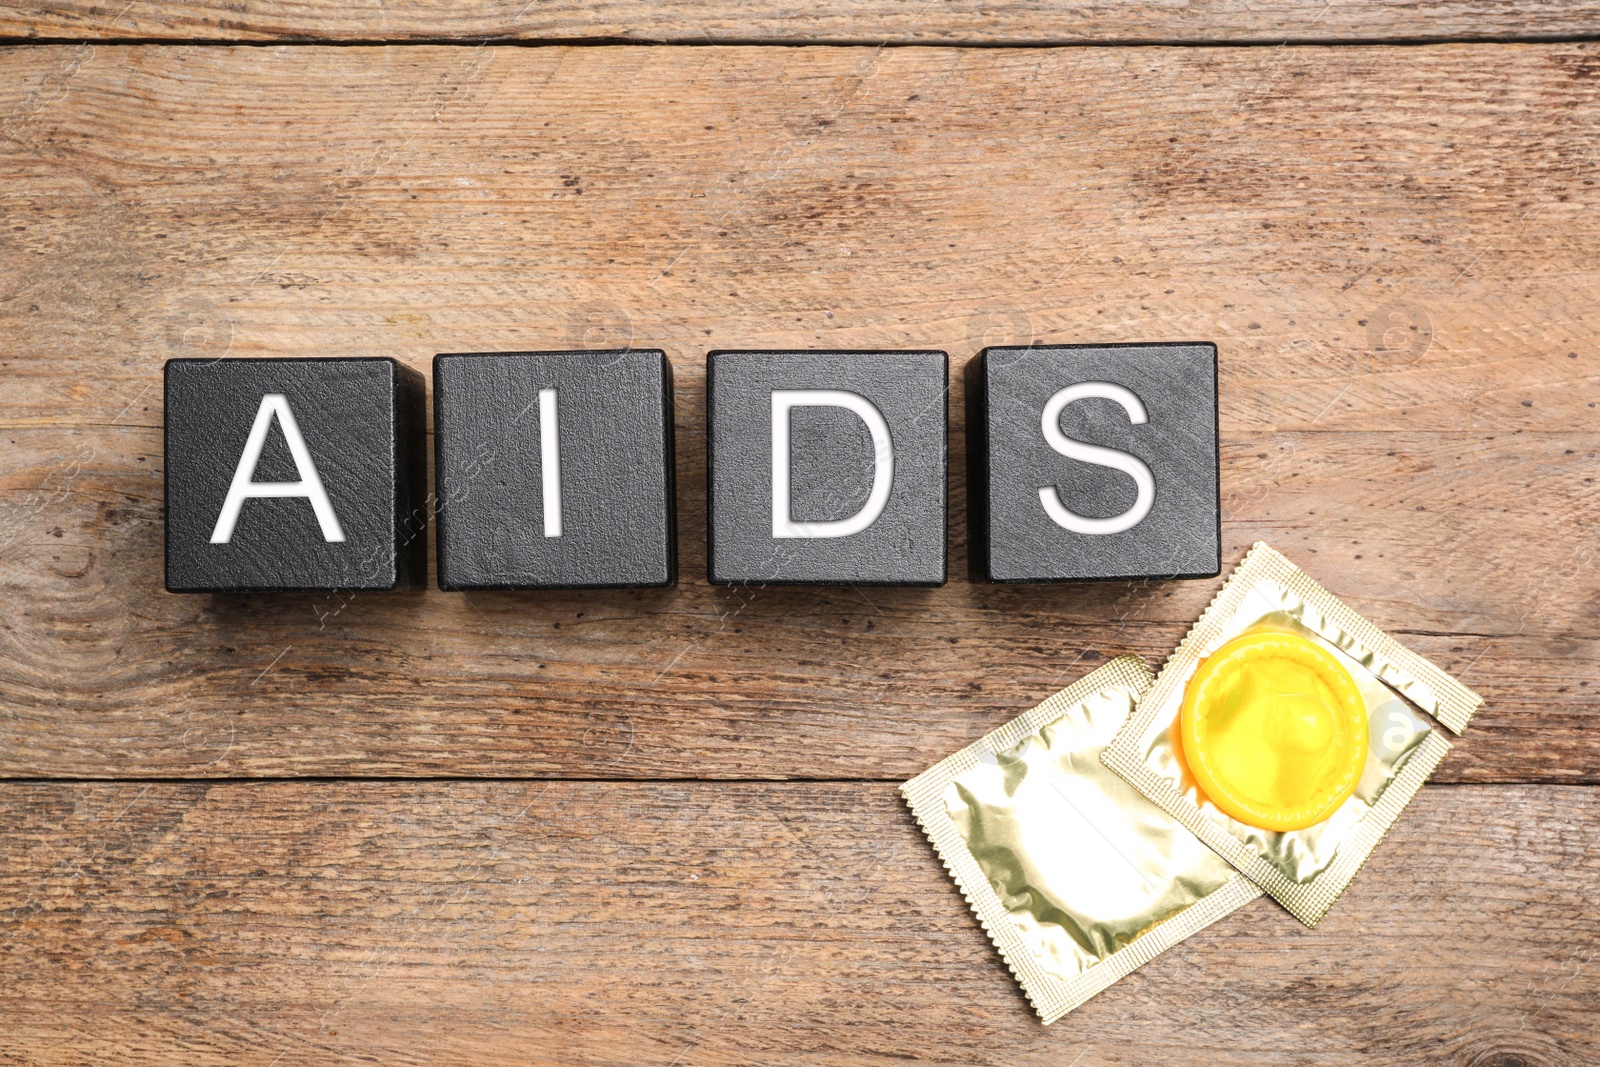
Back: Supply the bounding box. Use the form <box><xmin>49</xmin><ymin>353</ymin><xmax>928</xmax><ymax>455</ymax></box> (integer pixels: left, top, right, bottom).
<box><xmin>708</xmin><ymin>350</ymin><xmax>947</xmax><ymax>585</ymax></box>
<box><xmin>164</xmin><ymin>357</ymin><xmax>427</xmax><ymax>592</ymax></box>
<box><xmin>967</xmin><ymin>342</ymin><xmax>1220</xmax><ymax>582</ymax></box>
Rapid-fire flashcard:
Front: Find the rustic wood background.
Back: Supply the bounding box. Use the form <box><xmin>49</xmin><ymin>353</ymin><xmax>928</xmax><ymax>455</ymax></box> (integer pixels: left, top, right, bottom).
<box><xmin>1</xmin><ymin>4</ymin><xmax>1597</xmax><ymax>1065</ymax></box>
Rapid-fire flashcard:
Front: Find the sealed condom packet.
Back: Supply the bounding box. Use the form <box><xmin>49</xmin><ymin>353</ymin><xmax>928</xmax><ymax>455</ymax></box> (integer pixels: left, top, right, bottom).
<box><xmin>902</xmin><ymin>656</ymin><xmax>1262</xmax><ymax>1023</ymax></box>
<box><xmin>1101</xmin><ymin>542</ymin><xmax>1485</xmax><ymax>927</ymax></box>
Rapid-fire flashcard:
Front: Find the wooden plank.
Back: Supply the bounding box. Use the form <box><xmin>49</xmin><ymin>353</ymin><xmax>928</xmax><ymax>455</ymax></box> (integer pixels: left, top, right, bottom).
<box><xmin>3</xmin><ymin>0</ymin><xmax>1600</xmax><ymax>44</ymax></box>
<box><xmin>0</xmin><ymin>424</ymin><xmax>1592</xmax><ymax>782</ymax></box>
<box><xmin>1</xmin><ymin>44</ymin><xmax>1596</xmax><ymax>780</ymax></box>
<box><xmin>3</xmin><ymin>42</ymin><xmax>1595</xmax><ymax>435</ymax></box>
<box><xmin>1</xmin><ymin>781</ymin><xmax>1594</xmax><ymax>1065</ymax></box>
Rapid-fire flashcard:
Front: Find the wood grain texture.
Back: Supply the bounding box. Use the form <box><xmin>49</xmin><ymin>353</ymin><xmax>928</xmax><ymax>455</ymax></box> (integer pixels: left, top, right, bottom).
<box><xmin>1</xmin><ymin>780</ymin><xmax>1595</xmax><ymax>1066</ymax></box>
<box><xmin>1</xmin><ymin>43</ymin><xmax>1597</xmax><ymax>780</ymax></box>
<box><xmin>4</xmin><ymin>0</ymin><xmax>1600</xmax><ymax>44</ymax></box>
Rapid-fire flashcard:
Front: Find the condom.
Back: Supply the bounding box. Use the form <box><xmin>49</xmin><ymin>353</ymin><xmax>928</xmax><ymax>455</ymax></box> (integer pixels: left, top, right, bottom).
<box><xmin>902</xmin><ymin>656</ymin><xmax>1261</xmax><ymax>1023</ymax></box>
<box><xmin>1102</xmin><ymin>542</ymin><xmax>1483</xmax><ymax>926</ymax></box>
<box><xmin>1180</xmin><ymin>631</ymin><xmax>1368</xmax><ymax>831</ymax></box>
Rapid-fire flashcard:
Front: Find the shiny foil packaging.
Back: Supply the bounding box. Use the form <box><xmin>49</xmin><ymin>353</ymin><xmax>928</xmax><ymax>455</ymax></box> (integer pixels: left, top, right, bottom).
<box><xmin>902</xmin><ymin>656</ymin><xmax>1263</xmax><ymax>1023</ymax></box>
<box><xmin>1101</xmin><ymin>542</ymin><xmax>1484</xmax><ymax>927</ymax></box>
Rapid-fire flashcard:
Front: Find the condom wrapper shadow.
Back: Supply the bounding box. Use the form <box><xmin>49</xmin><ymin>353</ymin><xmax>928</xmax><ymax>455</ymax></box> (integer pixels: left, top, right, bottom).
<box><xmin>1101</xmin><ymin>542</ymin><xmax>1484</xmax><ymax>927</ymax></box>
<box><xmin>901</xmin><ymin>656</ymin><xmax>1263</xmax><ymax>1023</ymax></box>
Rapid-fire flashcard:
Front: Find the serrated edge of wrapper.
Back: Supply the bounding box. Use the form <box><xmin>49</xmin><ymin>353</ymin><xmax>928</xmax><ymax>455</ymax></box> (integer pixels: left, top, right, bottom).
<box><xmin>900</xmin><ymin>655</ymin><xmax>1263</xmax><ymax>1024</ymax></box>
<box><xmin>1100</xmin><ymin>542</ymin><xmax>1480</xmax><ymax>927</ymax></box>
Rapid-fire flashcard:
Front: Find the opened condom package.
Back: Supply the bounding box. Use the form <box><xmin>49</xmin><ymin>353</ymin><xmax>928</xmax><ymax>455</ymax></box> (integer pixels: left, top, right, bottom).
<box><xmin>1100</xmin><ymin>542</ymin><xmax>1485</xmax><ymax>926</ymax></box>
<box><xmin>902</xmin><ymin>655</ymin><xmax>1263</xmax><ymax>1023</ymax></box>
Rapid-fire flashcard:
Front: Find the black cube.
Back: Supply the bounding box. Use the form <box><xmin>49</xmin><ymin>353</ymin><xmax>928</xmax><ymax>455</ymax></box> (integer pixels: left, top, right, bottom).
<box><xmin>707</xmin><ymin>350</ymin><xmax>947</xmax><ymax>586</ymax></box>
<box><xmin>164</xmin><ymin>357</ymin><xmax>427</xmax><ymax>592</ymax></box>
<box><xmin>968</xmin><ymin>342</ymin><xmax>1219</xmax><ymax>583</ymax></box>
<box><xmin>432</xmin><ymin>350</ymin><xmax>676</xmax><ymax>590</ymax></box>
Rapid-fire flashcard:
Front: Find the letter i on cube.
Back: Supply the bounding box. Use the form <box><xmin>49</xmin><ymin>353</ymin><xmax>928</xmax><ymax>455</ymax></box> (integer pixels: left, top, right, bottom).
<box><xmin>431</xmin><ymin>349</ymin><xmax>677</xmax><ymax>589</ymax></box>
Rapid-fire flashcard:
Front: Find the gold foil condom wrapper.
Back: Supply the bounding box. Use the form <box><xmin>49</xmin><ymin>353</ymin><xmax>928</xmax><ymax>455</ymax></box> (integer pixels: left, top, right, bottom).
<box><xmin>901</xmin><ymin>656</ymin><xmax>1262</xmax><ymax>1024</ymax></box>
<box><xmin>1101</xmin><ymin>542</ymin><xmax>1485</xmax><ymax>928</ymax></box>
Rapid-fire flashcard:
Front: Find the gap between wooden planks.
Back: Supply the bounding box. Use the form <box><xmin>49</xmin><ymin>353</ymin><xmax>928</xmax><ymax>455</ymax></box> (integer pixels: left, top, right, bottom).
<box><xmin>4</xmin><ymin>0</ymin><xmax>1600</xmax><ymax>44</ymax></box>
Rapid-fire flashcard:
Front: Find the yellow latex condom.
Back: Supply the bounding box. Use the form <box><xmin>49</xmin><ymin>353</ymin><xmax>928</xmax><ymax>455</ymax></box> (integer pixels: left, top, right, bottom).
<box><xmin>1179</xmin><ymin>632</ymin><xmax>1368</xmax><ymax>832</ymax></box>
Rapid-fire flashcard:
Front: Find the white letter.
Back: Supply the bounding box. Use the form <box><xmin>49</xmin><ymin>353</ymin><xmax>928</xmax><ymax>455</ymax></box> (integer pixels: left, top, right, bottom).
<box><xmin>1038</xmin><ymin>382</ymin><xmax>1156</xmax><ymax>536</ymax></box>
<box><xmin>210</xmin><ymin>394</ymin><xmax>346</xmax><ymax>544</ymax></box>
<box><xmin>771</xmin><ymin>390</ymin><xmax>894</xmax><ymax>539</ymax></box>
<box><xmin>539</xmin><ymin>387</ymin><xmax>562</xmax><ymax>538</ymax></box>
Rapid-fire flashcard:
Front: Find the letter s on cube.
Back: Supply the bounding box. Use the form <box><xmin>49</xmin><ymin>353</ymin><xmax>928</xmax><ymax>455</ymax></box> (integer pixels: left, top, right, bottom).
<box><xmin>966</xmin><ymin>342</ymin><xmax>1220</xmax><ymax>583</ymax></box>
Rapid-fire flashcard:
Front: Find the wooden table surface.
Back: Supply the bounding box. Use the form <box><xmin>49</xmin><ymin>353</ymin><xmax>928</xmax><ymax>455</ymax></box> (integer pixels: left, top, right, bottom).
<box><xmin>1</xmin><ymin>4</ymin><xmax>1597</xmax><ymax>1064</ymax></box>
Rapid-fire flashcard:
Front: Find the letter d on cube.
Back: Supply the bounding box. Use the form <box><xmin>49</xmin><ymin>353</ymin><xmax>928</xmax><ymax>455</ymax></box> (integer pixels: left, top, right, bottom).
<box><xmin>709</xmin><ymin>350</ymin><xmax>947</xmax><ymax>585</ymax></box>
